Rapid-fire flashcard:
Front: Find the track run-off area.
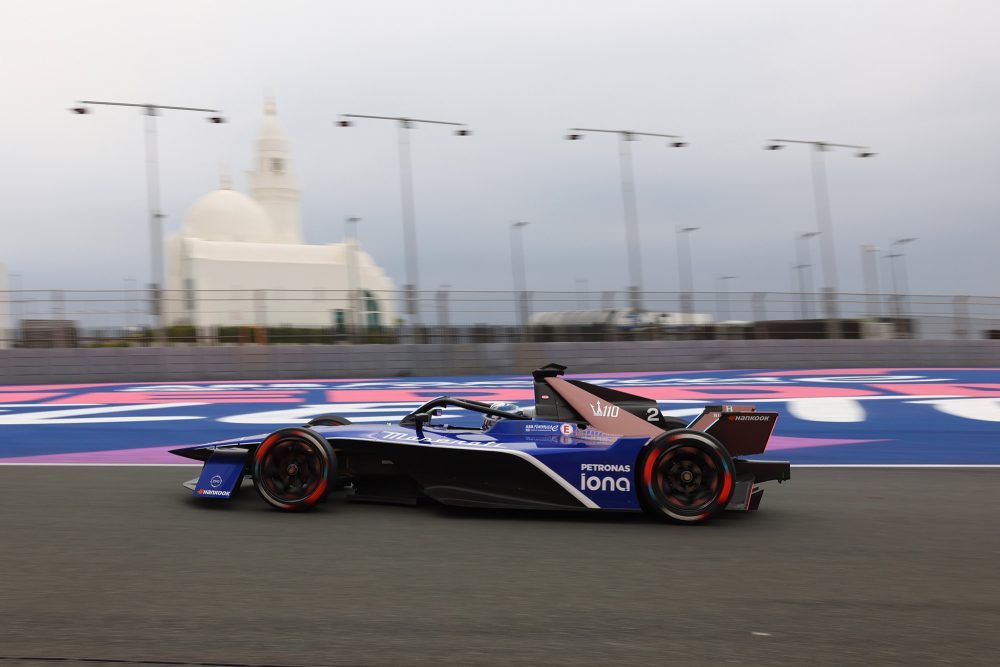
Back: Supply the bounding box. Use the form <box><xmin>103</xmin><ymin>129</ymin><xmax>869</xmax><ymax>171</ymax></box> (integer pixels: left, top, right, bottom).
<box><xmin>0</xmin><ymin>367</ymin><xmax>998</xmax><ymax>464</ymax></box>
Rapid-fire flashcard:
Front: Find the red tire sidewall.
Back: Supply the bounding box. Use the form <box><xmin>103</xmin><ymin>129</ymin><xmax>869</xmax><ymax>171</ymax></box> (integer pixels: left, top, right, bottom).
<box><xmin>252</xmin><ymin>428</ymin><xmax>335</xmax><ymax>511</ymax></box>
<box><xmin>637</xmin><ymin>430</ymin><xmax>734</xmax><ymax>523</ymax></box>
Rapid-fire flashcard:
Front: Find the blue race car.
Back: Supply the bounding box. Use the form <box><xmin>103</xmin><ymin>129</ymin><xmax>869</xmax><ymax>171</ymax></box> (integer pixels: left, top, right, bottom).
<box><xmin>171</xmin><ymin>364</ymin><xmax>790</xmax><ymax>523</ymax></box>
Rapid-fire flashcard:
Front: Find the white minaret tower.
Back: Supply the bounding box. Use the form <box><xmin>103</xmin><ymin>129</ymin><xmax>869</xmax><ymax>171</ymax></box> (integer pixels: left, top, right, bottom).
<box><xmin>249</xmin><ymin>97</ymin><xmax>303</xmax><ymax>244</ymax></box>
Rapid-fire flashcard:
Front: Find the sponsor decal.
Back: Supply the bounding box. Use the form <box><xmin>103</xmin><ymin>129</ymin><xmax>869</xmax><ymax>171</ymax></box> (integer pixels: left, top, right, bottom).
<box><xmin>559</xmin><ymin>423</ymin><xmax>575</xmax><ymax>436</ymax></box>
<box><xmin>581</xmin><ymin>463</ymin><xmax>631</xmax><ymax>472</ymax></box>
<box><xmin>730</xmin><ymin>415</ymin><xmax>770</xmax><ymax>421</ymax></box>
<box><xmin>580</xmin><ymin>473</ymin><xmax>631</xmax><ymax>493</ymax></box>
<box><xmin>525</xmin><ymin>423</ymin><xmax>560</xmax><ymax>432</ymax></box>
<box><xmin>574</xmin><ymin>429</ymin><xmax>621</xmax><ymax>445</ymax></box>
<box><xmin>366</xmin><ymin>431</ymin><xmax>505</xmax><ymax>448</ymax></box>
<box><xmin>589</xmin><ymin>400</ymin><xmax>620</xmax><ymax>418</ymax></box>
<box><xmin>197</xmin><ymin>488</ymin><xmax>231</xmax><ymax>497</ymax></box>
<box><xmin>209</xmin><ymin>474</ymin><xmax>223</xmax><ymax>488</ymax></box>
<box><xmin>579</xmin><ymin>463</ymin><xmax>631</xmax><ymax>492</ymax></box>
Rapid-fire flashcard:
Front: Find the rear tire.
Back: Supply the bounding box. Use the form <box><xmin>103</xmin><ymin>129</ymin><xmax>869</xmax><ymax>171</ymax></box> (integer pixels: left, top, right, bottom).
<box><xmin>660</xmin><ymin>416</ymin><xmax>689</xmax><ymax>431</ymax></box>
<box><xmin>636</xmin><ymin>429</ymin><xmax>734</xmax><ymax>523</ymax></box>
<box><xmin>252</xmin><ymin>428</ymin><xmax>337</xmax><ymax>511</ymax></box>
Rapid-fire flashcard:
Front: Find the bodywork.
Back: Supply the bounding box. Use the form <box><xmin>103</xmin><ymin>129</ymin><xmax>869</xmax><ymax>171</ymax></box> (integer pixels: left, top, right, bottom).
<box><xmin>172</xmin><ymin>364</ymin><xmax>790</xmax><ymax>513</ymax></box>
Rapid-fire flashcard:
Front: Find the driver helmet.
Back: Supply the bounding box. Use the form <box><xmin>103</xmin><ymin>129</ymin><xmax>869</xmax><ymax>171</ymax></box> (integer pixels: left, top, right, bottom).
<box><xmin>482</xmin><ymin>401</ymin><xmax>523</xmax><ymax>430</ymax></box>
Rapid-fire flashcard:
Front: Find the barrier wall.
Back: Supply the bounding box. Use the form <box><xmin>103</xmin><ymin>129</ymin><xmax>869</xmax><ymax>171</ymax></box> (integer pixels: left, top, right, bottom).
<box><xmin>1</xmin><ymin>339</ymin><xmax>999</xmax><ymax>384</ymax></box>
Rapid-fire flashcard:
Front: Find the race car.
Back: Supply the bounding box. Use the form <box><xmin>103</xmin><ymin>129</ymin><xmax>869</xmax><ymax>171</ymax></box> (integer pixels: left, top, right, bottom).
<box><xmin>171</xmin><ymin>363</ymin><xmax>790</xmax><ymax>523</ymax></box>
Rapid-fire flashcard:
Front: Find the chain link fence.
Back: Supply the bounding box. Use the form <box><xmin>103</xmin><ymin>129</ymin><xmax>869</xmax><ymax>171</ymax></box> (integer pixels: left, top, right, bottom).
<box><xmin>1</xmin><ymin>288</ymin><xmax>997</xmax><ymax>349</ymax></box>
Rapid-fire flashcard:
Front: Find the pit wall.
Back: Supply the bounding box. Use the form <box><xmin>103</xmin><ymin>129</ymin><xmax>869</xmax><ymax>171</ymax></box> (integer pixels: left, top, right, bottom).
<box><xmin>0</xmin><ymin>339</ymin><xmax>997</xmax><ymax>385</ymax></box>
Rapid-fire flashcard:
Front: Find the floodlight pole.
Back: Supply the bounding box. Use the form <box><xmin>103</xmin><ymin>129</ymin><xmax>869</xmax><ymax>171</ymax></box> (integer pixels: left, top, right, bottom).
<box><xmin>575</xmin><ymin>278</ymin><xmax>589</xmax><ymax>309</ymax></box>
<box><xmin>892</xmin><ymin>237</ymin><xmax>917</xmax><ymax>296</ymax></box>
<box><xmin>796</xmin><ymin>231</ymin><xmax>820</xmax><ymax>319</ymax></box>
<box><xmin>144</xmin><ymin>109</ymin><xmax>164</xmax><ymax>315</ymax></box>
<box><xmin>566</xmin><ymin>128</ymin><xmax>687</xmax><ymax>312</ymax></box>
<box><xmin>861</xmin><ymin>244</ymin><xmax>881</xmax><ymax>318</ymax></box>
<box><xmin>510</xmin><ymin>221</ymin><xmax>530</xmax><ymax>330</ymax></box>
<box><xmin>345</xmin><ymin>216</ymin><xmax>362</xmax><ymax>328</ymax></box>
<box><xmin>888</xmin><ymin>237</ymin><xmax>917</xmax><ymax>328</ymax></box>
<box><xmin>766</xmin><ymin>139</ymin><xmax>876</xmax><ymax>337</ymax></box>
<box><xmin>677</xmin><ymin>226</ymin><xmax>699</xmax><ymax>324</ymax></box>
<box><xmin>885</xmin><ymin>252</ymin><xmax>903</xmax><ymax>323</ymax></box>
<box><xmin>338</xmin><ymin>114</ymin><xmax>471</xmax><ymax>325</ymax></box>
<box><xmin>70</xmin><ymin>100</ymin><xmax>225</xmax><ymax>330</ymax></box>
<box><xmin>716</xmin><ymin>274</ymin><xmax>736</xmax><ymax>323</ymax></box>
<box><xmin>436</xmin><ymin>284</ymin><xmax>452</xmax><ymax>331</ymax></box>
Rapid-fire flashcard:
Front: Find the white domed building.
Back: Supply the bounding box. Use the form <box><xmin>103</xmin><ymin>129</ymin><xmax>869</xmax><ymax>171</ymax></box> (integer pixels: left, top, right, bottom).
<box><xmin>163</xmin><ymin>100</ymin><xmax>396</xmax><ymax>330</ymax></box>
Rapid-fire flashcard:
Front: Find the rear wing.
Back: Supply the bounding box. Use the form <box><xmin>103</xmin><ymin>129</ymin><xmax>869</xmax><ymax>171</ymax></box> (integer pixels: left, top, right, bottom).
<box><xmin>533</xmin><ymin>363</ymin><xmax>681</xmax><ymax>435</ymax></box>
<box><xmin>532</xmin><ymin>364</ymin><xmax>780</xmax><ymax>452</ymax></box>
<box><xmin>689</xmin><ymin>405</ymin><xmax>778</xmax><ymax>457</ymax></box>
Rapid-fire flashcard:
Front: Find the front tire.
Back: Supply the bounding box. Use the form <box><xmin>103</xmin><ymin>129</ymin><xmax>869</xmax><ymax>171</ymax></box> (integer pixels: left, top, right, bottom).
<box><xmin>305</xmin><ymin>414</ymin><xmax>352</xmax><ymax>427</ymax></box>
<box><xmin>252</xmin><ymin>428</ymin><xmax>337</xmax><ymax>511</ymax></box>
<box><xmin>636</xmin><ymin>429</ymin><xmax>734</xmax><ymax>523</ymax></box>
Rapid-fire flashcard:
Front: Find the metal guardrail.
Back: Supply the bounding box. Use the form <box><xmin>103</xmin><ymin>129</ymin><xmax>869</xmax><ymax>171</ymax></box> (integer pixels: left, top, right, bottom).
<box><xmin>0</xmin><ymin>289</ymin><xmax>997</xmax><ymax>347</ymax></box>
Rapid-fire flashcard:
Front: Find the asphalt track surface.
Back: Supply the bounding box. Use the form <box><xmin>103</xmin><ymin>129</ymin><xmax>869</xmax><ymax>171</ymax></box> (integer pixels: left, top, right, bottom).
<box><xmin>2</xmin><ymin>466</ymin><xmax>999</xmax><ymax>666</ymax></box>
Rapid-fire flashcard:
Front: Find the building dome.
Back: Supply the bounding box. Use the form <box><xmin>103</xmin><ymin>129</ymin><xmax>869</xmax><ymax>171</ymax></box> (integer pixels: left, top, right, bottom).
<box><xmin>181</xmin><ymin>189</ymin><xmax>275</xmax><ymax>243</ymax></box>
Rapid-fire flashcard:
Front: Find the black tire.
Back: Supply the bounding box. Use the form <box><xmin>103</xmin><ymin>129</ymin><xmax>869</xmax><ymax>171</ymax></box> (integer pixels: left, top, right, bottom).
<box><xmin>636</xmin><ymin>429</ymin><xmax>735</xmax><ymax>523</ymax></box>
<box><xmin>252</xmin><ymin>427</ymin><xmax>337</xmax><ymax>511</ymax></box>
<box><xmin>305</xmin><ymin>414</ymin><xmax>352</xmax><ymax>427</ymax></box>
<box><xmin>304</xmin><ymin>414</ymin><xmax>352</xmax><ymax>489</ymax></box>
<box><xmin>660</xmin><ymin>416</ymin><xmax>689</xmax><ymax>431</ymax></box>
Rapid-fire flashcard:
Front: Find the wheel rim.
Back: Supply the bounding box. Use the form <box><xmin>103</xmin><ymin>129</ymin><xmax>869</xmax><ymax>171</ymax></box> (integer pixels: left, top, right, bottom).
<box><xmin>652</xmin><ymin>445</ymin><xmax>723</xmax><ymax>514</ymax></box>
<box><xmin>257</xmin><ymin>436</ymin><xmax>326</xmax><ymax>504</ymax></box>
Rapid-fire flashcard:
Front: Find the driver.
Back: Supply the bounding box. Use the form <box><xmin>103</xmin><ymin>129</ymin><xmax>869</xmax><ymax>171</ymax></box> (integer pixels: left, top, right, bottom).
<box><xmin>481</xmin><ymin>402</ymin><xmax>524</xmax><ymax>430</ymax></box>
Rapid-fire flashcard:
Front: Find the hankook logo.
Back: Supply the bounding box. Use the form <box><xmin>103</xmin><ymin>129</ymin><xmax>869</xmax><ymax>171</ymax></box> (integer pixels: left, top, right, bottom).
<box><xmin>197</xmin><ymin>489</ymin><xmax>230</xmax><ymax>497</ymax></box>
<box><xmin>731</xmin><ymin>415</ymin><xmax>770</xmax><ymax>421</ymax></box>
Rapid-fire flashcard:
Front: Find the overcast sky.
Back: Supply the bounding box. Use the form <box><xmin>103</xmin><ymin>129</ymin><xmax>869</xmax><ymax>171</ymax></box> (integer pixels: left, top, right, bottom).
<box><xmin>2</xmin><ymin>0</ymin><xmax>998</xmax><ymax>299</ymax></box>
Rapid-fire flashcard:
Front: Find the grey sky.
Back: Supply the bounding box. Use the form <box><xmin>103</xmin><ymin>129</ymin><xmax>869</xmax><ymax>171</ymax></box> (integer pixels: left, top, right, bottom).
<box><xmin>2</xmin><ymin>0</ymin><xmax>998</xmax><ymax>298</ymax></box>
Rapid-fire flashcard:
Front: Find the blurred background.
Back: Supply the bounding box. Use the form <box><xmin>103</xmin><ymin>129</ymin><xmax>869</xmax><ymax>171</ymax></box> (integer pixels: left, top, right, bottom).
<box><xmin>3</xmin><ymin>7</ymin><xmax>1000</xmax><ymax>666</ymax></box>
<box><xmin>1</xmin><ymin>0</ymin><xmax>999</xmax><ymax>352</ymax></box>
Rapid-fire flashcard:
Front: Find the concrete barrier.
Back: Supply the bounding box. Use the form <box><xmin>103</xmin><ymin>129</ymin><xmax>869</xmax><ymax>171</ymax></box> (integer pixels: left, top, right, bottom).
<box><xmin>1</xmin><ymin>339</ymin><xmax>999</xmax><ymax>384</ymax></box>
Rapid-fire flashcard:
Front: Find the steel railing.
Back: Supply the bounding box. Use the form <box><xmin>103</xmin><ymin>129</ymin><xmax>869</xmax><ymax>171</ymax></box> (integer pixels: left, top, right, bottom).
<box><xmin>1</xmin><ymin>288</ymin><xmax>998</xmax><ymax>347</ymax></box>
